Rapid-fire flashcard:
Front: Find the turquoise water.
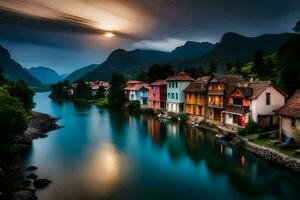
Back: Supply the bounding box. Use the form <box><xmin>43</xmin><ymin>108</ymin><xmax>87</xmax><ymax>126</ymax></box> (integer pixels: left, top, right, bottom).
<box><xmin>22</xmin><ymin>92</ymin><xmax>300</xmax><ymax>200</ymax></box>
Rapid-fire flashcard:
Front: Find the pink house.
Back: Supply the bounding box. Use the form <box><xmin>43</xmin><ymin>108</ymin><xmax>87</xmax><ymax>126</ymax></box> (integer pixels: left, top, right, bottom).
<box><xmin>148</xmin><ymin>80</ymin><xmax>167</xmax><ymax>110</ymax></box>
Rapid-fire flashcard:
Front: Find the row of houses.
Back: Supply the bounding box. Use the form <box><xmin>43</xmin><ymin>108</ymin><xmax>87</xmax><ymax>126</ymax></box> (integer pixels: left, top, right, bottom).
<box><xmin>67</xmin><ymin>81</ymin><xmax>110</xmax><ymax>97</ymax></box>
<box><xmin>123</xmin><ymin>72</ymin><xmax>300</xmax><ymax>140</ymax></box>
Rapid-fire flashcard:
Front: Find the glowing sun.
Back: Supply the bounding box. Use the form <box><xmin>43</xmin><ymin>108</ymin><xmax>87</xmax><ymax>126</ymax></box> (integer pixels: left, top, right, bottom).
<box><xmin>104</xmin><ymin>32</ymin><xmax>115</xmax><ymax>38</ymax></box>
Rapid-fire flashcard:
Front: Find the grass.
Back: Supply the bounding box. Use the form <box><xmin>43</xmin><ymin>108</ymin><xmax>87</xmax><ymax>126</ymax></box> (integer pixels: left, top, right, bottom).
<box><xmin>245</xmin><ymin>134</ymin><xmax>299</xmax><ymax>158</ymax></box>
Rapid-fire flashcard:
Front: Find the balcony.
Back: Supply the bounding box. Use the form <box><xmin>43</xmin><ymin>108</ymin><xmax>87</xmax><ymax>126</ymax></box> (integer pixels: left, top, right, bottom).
<box><xmin>208</xmin><ymin>90</ymin><xmax>224</xmax><ymax>95</ymax></box>
<box><xmin>208</xmin><ymin>102</ymin><xmax>224</xmax><ymax>108</ymax></box>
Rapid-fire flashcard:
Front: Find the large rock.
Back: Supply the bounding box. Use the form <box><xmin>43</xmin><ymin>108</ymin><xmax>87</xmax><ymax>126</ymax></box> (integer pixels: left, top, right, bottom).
<box><xmin>26</xmin><ymin>166</ymin><xmax>37</xmax><ymax>171</ymax></box>
<box><xmin>10</xmin><ymin>190</ymin><xmax>37</xmax><ymax>200</ymax></box>
<box><xmin>26</xmin><ymin>173</ymin><xmax>38</xmax><ymax>180</ymax></box>
<box><xmin>0</xmin><ymin>168</ymin><xmax>4</xmax><ymax>177</ymax></box>
<box><xmin>33</xmin><ymin>179</ymin><xmax>52</xmax><ymax>189</ymax></box>
<box><xmin>21</xmin><ymin>180</ymin><xmax>32</xmax><ymax>187</ymax></box>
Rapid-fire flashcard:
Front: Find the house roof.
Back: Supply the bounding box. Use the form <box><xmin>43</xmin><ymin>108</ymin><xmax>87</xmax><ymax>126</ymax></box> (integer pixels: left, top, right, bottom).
<box><xmin>184</xmin><ymin>76</ymin><xmax>210</xmax><ymax>93</ymax></box>
<box><xmin>166</xmin><ymin>72</ymin><xmax>194</xmax><ymax>82</ymax></box>
<box><xmin>149</xmin><ymin>79</ymin><xmax>167</xmax><ymax>86</ymax></box>
<box><xmin>230</xmin><ymin>86</ymin><xmax>253</xmax><ymax>97</ymax></box>
<box><xmin>210</xmin><ymin>74</ymin><xmax>245</xmax><ymax>96</ymax></box>
<box><xmin>276</xmin><ymin>90</ymin><xmax>300</xmax><ymax>118</ymax></box>
<box><xmin>124</xmin><ymin>83</ymin><xmax>149</xmax><ymax>91</ymax></box>
<box><xmin>127</xmin><ymin>80</ymin><xmax>142</xmax><ymax>85</ymax></box>
<box><xmin>248</xmin><ymin>81</ymin><xmax>287</xmax><ymax>99</ymax></box>
<box><xmin>224</xmin><ymin>105</ymin><xmax>250</xmax><ymax>114</ymax></box>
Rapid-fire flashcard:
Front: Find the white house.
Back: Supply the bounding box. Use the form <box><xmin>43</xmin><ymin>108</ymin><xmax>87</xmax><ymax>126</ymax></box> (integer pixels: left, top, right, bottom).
<box><xmin>166</xmin><ymin>72</ymin><xmax>194</xmax><ymax>113</ymax></box>
<box><xmin>249</xmin><ymin>81</ymin><xmax>287</xmax><ymax>127</ymax></box>
<box><xmin>223</xmin><ymin>81</ymin><xmax>287</xmax><ymax>129</ymax></box>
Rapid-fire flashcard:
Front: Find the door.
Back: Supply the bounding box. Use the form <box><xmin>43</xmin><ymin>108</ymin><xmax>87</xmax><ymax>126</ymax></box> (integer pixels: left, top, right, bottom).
<box><xmin>214</xmin><ymin>110</ymin><xmax>222</xmax><ymax>121</ymax></box>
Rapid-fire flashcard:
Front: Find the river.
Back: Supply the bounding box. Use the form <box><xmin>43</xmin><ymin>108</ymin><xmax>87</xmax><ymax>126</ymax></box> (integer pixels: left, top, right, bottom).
<box><xmin>21</xmin><ymin>92</ymin><xmax>300</xmax><ymax>200</ymax></box>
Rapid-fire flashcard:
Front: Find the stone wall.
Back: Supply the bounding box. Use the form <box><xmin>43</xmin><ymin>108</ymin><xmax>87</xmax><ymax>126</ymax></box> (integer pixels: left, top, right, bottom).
<box><xmin>241</xmin><ymin>138</ymin><xmax>300</xmax><ymax>172</ymax></box>
<box><xmin>282</xmin><ymin>116</ymin><xmax>300</xmax><ymax>145</ymax></box>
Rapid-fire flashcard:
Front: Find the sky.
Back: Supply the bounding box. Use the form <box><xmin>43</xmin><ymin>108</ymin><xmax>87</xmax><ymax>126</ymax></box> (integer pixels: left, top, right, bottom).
<box><xmin>0</xmin><ymin>0</ymin><xmax>299</xmax><ymax>74</ymax></box>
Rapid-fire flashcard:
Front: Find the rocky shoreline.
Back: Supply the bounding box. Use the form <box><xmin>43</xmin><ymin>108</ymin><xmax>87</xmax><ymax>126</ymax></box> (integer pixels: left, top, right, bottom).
<box><xmin>0</xmin><ymin>111</ymin><xmax>61</xmax><ymax>200</ymax></box>
<box><xmin>241</xmin><ymin>137</ymin><xmax>300</xmax><ymax>172</ymax></box>
<box><xmin>186</xmin><ymin>120</ymin><xmax>300</xmax><ymax>173</ymax></box>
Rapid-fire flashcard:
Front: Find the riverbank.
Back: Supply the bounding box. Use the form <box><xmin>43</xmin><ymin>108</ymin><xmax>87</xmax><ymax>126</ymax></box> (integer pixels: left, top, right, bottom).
<box><xmin>185</xmin><ymin>117</ymin><xmax>300</xmax><ymax>172</ymax></box>
<box><xmin>0</xmin><ymin>111</ymin><xmax>61</xmax><ymax>199</ymax></box>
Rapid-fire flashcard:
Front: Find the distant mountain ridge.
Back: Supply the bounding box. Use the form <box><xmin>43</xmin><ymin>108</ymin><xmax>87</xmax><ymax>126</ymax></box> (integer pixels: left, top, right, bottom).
<box><xmin>64</xmin><ymin>64</ymin><xmax>98</xmax><ymax>82</ymax></box>
<box><xmin>0</xmin><ymin>45</ymin><xmax>41</xmax><ymax>85</ymax></box>
<box><xmin>27</xmin><ymin>66</ymin><xmax>62</xmax><ymax>84</ymax></box>
<box><xmin>196</xmin><ymin>32</ymin><xmax>295</xmax><ymax>70</ymax></box>
<box><xmin>169</xmin><ymin>41</ymin><xmax>214</xmax><ymax>59</ymax></box>
<box><xmin>80</xmin><ymin>41</ymin><xmax>215</xmax><ymax>81</ymax></box>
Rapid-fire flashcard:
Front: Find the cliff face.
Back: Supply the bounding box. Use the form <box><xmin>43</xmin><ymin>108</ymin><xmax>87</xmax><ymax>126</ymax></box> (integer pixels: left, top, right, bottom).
<box><xmin>0</xmin><ymin>45</ymin><xmax>41</xmax><ymax>85</ymax></box>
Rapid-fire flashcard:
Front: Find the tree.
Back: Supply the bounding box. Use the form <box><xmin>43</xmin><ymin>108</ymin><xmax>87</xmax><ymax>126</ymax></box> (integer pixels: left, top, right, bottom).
<box><xmin>208</xmin><ymin>61</ymin><xmax>218</xmax><ymax>74</ymax></box>
<box><xmin>137</xmin><ymin>71</ymin><xmax>149</xmax><ymax>82</ymax></box>
<box><xmin>185</xmin><ymin>66</ymin><xmax>205</xmax><ymax>79</ymax></box>
<box><xmin>252</xmin><ymin>50</ymin><xmax>266</xmax><ymax>78</ymax></box>
<box><xmin>293</xmin><ymin>17</ymin><xmax>300</xmax><ymax>32</ymax></box>
<box><xmin>235</xmin><ymin>60</ymin><xmax>243</xmax><ymax>73</ymax></box>
<box><xmin>108</xmin><ymin>73</ymin><xmax>126</xmax><ymax>108</ymax></box>
<box><xmin>75</xmin><ymin>80</ymin><xmax>92</xmax><ymax>99</ymax></box>
<box><xmin>277</xmin><ymin>35</ymin><xmax>300</xmax><ymax>96</ymax></box>
<box><xmin>0</xmin><ymin>68</ymin><xmax>7</xmax><ymax>86</ymax></box>
<box><xmin>50</xmin><ymin>81</ymin><xmax>69</xmax><ymax>99</ymax></box>
<box><xmin>5</xmin><ymin>80</ymin><xmax>35</xmax><ymax>112</ymax></box>
<box><xmin>147</xmin><ymin>64</ymin><xmax>174</xmax><ymax>83</ymax></box>
<box><xmin>225</xmin><ymin>62</ymin><xmax>233</xmax><ymax>72</ymax></box>
<box><xmin>0</xmin><ymin>87</ymin><xmax>28</xmax><ymax>137</ymax></box>
<box><xmin>95</xmin><ymin>86</ymin><xmax>105</xmax><ymax>99</ymax></box>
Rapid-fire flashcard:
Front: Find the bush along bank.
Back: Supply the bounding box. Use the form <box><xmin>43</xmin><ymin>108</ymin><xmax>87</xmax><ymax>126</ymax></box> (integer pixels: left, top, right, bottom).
<box><xmin>0</xmin><ymin>69</ymin><xmax>60</xmax><ymax>199</ymax></box>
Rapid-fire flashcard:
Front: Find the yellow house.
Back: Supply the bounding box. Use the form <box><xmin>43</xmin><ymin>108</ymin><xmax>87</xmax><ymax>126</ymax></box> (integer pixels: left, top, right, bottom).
<box><xmin>184</xmin><ymin>76</ymin><xmax>210</xmax><ymax>120</ymax></box>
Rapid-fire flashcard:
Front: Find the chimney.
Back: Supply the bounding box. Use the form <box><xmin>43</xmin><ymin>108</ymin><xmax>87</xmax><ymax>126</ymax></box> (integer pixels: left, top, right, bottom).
<box><xmin>249</xmin><ymin>75</ymin><xmax>254</xmax><ymax>83</ymax></box>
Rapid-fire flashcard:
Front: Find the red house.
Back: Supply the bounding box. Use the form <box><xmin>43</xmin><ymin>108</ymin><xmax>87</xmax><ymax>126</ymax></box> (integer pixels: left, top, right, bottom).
<box><xmin>148</xmin><ymin>80</ymin><xmax>167</xmax><ymax>110</ymax></box>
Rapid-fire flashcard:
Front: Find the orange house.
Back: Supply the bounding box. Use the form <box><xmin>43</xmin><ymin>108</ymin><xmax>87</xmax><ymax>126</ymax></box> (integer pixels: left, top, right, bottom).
<box><xmin>184</xmin><ymin>76</ymin><xmax>210</xmax><ymax>120</ymax></box>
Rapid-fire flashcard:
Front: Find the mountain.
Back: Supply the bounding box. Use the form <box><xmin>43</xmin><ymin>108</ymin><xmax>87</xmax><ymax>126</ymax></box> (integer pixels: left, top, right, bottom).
<box><xmin>196</xmin><ymin>32</ymin><xmax>295</xmax><ymax>70</ymax></box>
<box><xmin>80</xmin><ymin>42</ymin><xmax>214</xmax><ymax>81</ymax></box>
<box><xmin>60</xmin><ymin>73</ymin><xmax>68</xmax><ymax>79</ymax></box>
<box><xmin>79</xmin><ymin>33</ymin><xmax>294</xmax><ymax>81</ymax></box>
<box><xmin>27</xmin><ymin>66</ymin><xmax>62</xmax><ymax>84</ymax></box>
<box><xmin>64</xmin><ymin>64</ymin><xmax>98</xmax><ymax>82</ymax></box>
<box><xmin>0</xmin><ymin>45</ymin><xmax>41</xmax><ymax>85</ymax></box>
<box><xmin>169</xmin><ymin>41</ymin><xmax>214</xmax><ymax>59</ymax></box>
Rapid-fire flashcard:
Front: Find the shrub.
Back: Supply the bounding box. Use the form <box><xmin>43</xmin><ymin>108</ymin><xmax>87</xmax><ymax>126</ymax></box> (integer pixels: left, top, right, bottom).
<box><xmin>178</xmin><ymin>113</ymin><xmax>188</xmax><ymax>122</ymax></box>
<box><xmin>126</xmin><ymin>100</ymin><xmax>141</xmax><ymax>113</ymax></box>
<box><xmin>0</xmin><ymin>87</ymin><xmax>28</xmax><ymax>138</ymax></box>
<box><xmin>238</xmin><ymin>121</ymin><xmax>263</xmax><ymax>136</ymax></box>
<box><xmin>94</xmin><ymin>98</ymin><xmax>109</xmax><ymax>108</ymax></box>
<box><xmin>141</xmin><ymin>108</ymin><xmax>157</xmax><ymax>116</ymax></box>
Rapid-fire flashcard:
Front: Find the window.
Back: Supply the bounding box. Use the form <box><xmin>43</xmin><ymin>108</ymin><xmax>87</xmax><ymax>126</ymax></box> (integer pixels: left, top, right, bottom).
<box><xmin>292</xmin><ymin>118</ymin><xmax>296</xmax><ymax>128</ymax></box>
<box><xmin>266</xmin><ymin>93</ymin><xmax>271</xmax><ymax>105</ymax></box>
<box><xmin>168</xmin><ymin>82</ymin><xmax>171</xmax><ymax>88</ymax></box>
<box><xmin>175</xmin><ymin>82</ymin><xmax>178</xmax><ymax>88</ymax></box>
<box><xmin>172</xmin><ymin>82</ymin><xmax>175</xmax><ymax>88</ymax></box>
<box><xmin>176</xmin><ymin>93</ymin><xmax>178</xmax><ymax>100</ymax></box>
<box><xmin>188</xmin><ymin>93</ymin><xmax>191</xmax><ymax>99</ymax></box>
<box><xmin>168</xmin><ymin>93</ymin><xmax>170</xmax><ymax>98</ymax></box>
<box><xmin>171</xmin><ymin>93</ymin><xmax>174</xmax><ymax>99</ymax></box>
<box><xmin>233</xmin><ymin>98</ymin><xmax>242</xmax><ymax>105</ymax></box>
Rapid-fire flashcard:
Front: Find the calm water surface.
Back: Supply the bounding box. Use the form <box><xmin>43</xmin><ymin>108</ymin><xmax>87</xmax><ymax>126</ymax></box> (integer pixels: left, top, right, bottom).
<box><xmin>21</xmin><ymin>92</ymin><xmax>300</xmax><ymax>200</ymax></box>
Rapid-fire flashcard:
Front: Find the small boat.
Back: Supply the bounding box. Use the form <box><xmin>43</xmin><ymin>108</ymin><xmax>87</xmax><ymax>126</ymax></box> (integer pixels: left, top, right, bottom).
<box><xmin>216</xmin><ymin>133</ymin><xmax>226</xmax><ymax>139</ymax></box>
<box><xmin>193</xmin><ymin>123</ymin><xmax>199</xmax><ymax>127</ymax></box>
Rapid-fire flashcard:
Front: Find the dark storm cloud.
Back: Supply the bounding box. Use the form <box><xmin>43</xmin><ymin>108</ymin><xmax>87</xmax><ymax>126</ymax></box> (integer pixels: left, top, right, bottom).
<box><xmin>0</xmin><ymin>7</ymin><xmax>136</xmax><ymax>48</ymax></box>
<box><xmin>0</xmin><ymin>0</ymin><xmax>299</xmax><ymax>73</ymax></box>
<box><xmin>125</xmin><ymin>0</ymin><xmax>300</xmax><ymax>41</ymax></box>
